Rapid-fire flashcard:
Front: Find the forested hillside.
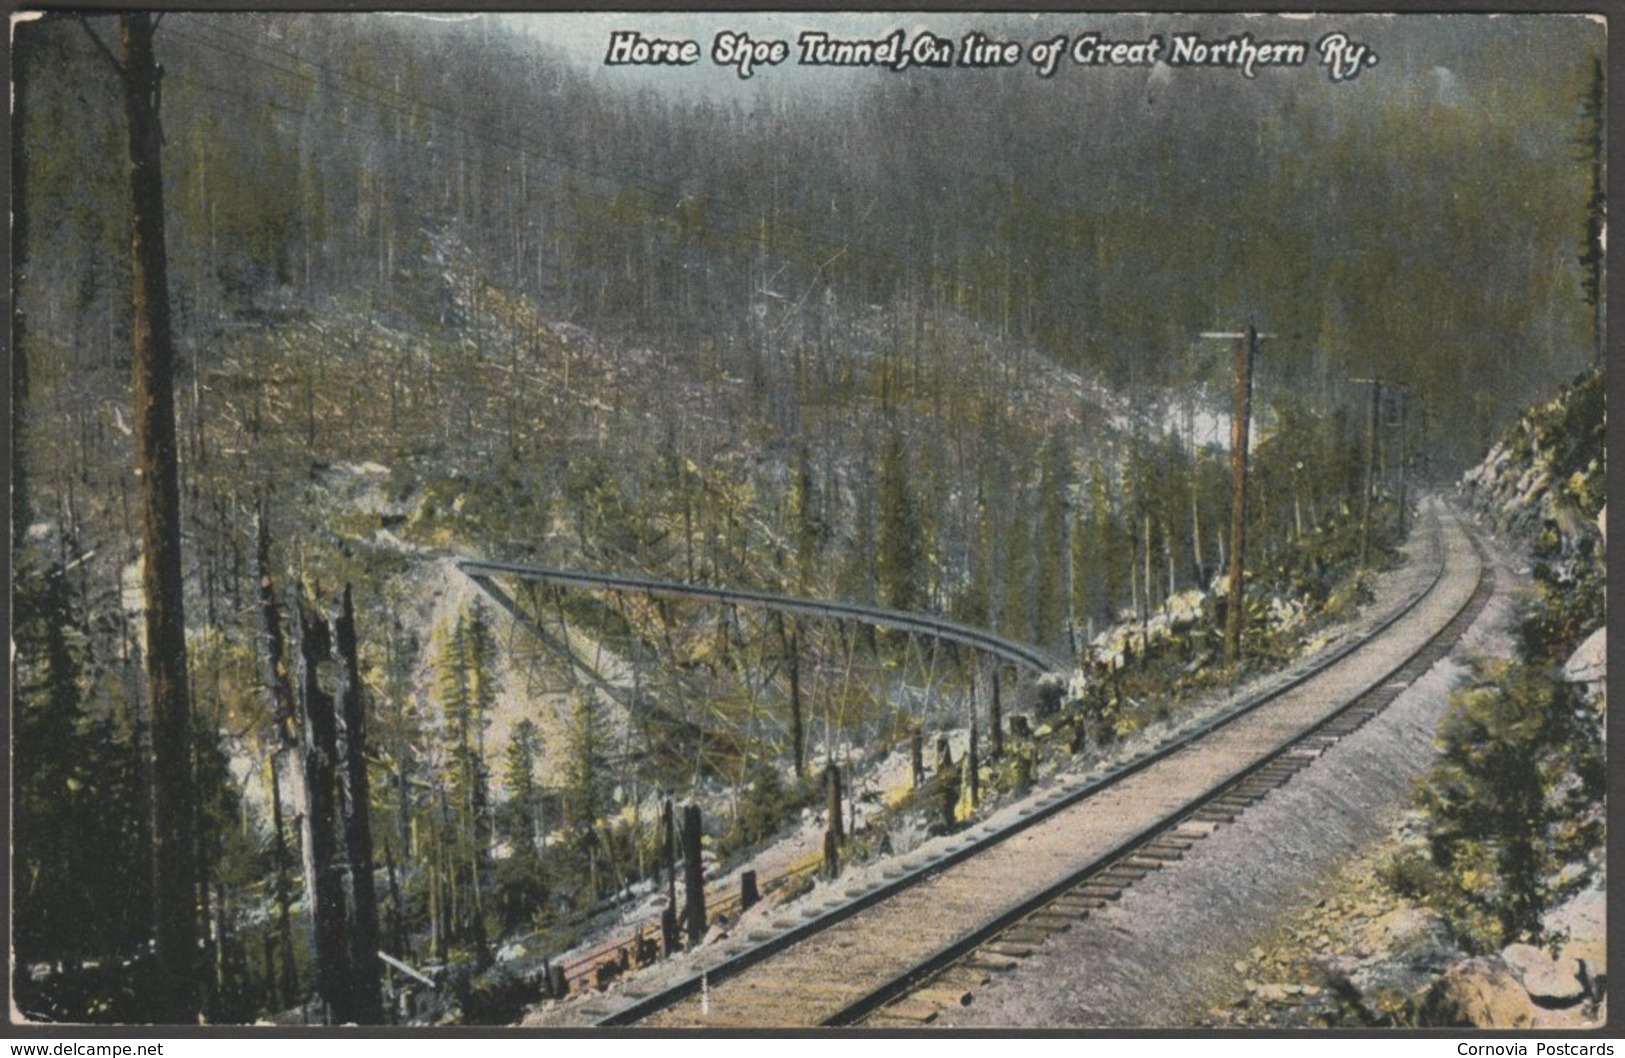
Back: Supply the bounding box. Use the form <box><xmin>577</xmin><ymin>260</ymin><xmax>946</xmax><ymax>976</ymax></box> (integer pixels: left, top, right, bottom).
<box><xmin>9</xmin><ymin>12</ymin><xmax>1601</xmax><ymax>1025</ymax></box>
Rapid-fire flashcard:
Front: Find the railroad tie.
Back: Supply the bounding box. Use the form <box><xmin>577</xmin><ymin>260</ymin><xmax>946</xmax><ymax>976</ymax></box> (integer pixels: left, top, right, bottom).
<box><xmin>965</xmin><ymin>954</ymin><xmax>1020</xmax><ymax>973</ymax></box>
<box><xmin>1001</xmin><ymin>925</ymin><xmax>1055</xmax><ymax>945</ymax></box>
<box><xmin>870</xmin><ymin>1001</ymin><xmax>941</xmax><ymax>1025</ymax></box>
<box><xmin>1075</xmin><ymin>884</ymin><xmax>1124</xmax><ymax>900</ymax></box>
<box><xmin>573</xmin><ymin>516</ymin><xmax>1490</xmax><ymax>1031</ymax></box>
<box><xmin>983</xmin><ymin>941</ymin><xmax>1036</xmax><ymax>958</ymax></box>
<box><xmin>938</xmin><ymin>967</ymin><xmax>993</xmax><ymax>989</ymax></box>
<box><xmin>1053</xmin><ymin>895</ymin><xmax>1109</xmax><ymax>913</ymax></box>
<box><xmin>914</xmin><ymin>985</ymin><xmax>976</xmax><ymax>1007</ymax></box>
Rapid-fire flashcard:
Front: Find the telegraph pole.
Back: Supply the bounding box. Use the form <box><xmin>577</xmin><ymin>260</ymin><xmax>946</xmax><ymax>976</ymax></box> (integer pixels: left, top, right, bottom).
<box><xmin>1200</xmin><ymin>324</ymin><xmax>1272</xmax><ymax>669</ymax></box>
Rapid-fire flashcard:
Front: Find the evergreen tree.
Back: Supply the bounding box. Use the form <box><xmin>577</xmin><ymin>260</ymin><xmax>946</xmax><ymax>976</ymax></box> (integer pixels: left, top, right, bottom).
<box><xmin>877</xmin><ymin>425</ymin><xmax>924</xmax><ymax>612</ymax></box>
<box><xmin>438</xmin><ymin>604</ymin><xmax>496</xmax><ymax>849</ymax></box>
<box><xmin>1418</xmin><ymin>660</ymin><xmax>1605</xmax><ymax>949</ymax></box>
<box><xmin>13</xmin><ymin>553</ymin><xmax>158</xmax><ymax>1018</ymax></box>
<box><xmin>496</xmin><ymin>718</ymin><xmax>547</xmax><ymax>931</ymax></box>
<box><xmin>561</xmin><ymin>688</ymin><xmax>615</xmax><ymax>905</ymax></box>
<box><xmin>12</xmin><ymin>559</ymin><xmax>95</xmax><ymax>970</ymax></box>
<box><xmin>501</xmin><ymin>719</ymin><xmax>544</xmax><ymax>854</ymax></box>
<box><xmin>432</xmin><ymin>601</ymin><xmax>500</xmax><ymax>955</ymax></box>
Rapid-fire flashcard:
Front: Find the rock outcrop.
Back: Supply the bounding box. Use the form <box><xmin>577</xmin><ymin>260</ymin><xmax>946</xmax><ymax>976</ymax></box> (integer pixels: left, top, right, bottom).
<box><xmin>1417</xmin><ymin>957</ymin><xmax>1535</xmax><ymax>1028</ymax></box>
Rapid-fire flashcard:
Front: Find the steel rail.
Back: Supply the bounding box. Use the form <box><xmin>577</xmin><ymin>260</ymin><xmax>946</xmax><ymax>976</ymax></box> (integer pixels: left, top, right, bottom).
<box><xmin>456</xmin><ymin>558</ymin><xmax>1067</xmax><ymax>675</ymax></box>
<box><xmin>583</xmin><ymin>503</ymin><xmax>1481</xmax><ymax>1027</ymax></box>
<box><xmin>845</xmin><ymin>516</ymin><xmax>1494</xmax><ymax>1026</ymax></box>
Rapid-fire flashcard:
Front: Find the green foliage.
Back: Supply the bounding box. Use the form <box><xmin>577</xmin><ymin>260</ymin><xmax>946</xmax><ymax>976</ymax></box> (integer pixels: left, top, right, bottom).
<box><xmin>500</xmin><ymin>719</ymin><xmax>543</xmax><ymax>853</ymax></box>
<box><xmin>1315</xmin><ymin>971</ymin><xmax>1417</xmax><ymax>1029</ymax></box>
<box><xmin>562</xmin><ymin>689</ymin><xmax>615</xmax><ymax>835</ymax></box>
<box><xmin>427</xmin><ymin>602</ymin><xmax>504</xmax><ymax>959</ymax></box>
<box><xmin>437</xmin><ymin>602</ymin><xmax>497</xmax><ymax>843</ymax></box>
<box><xmin>1519</xmin><ymin>563</ymin><xmax>1605</xmax><ymax>668</ymax></box>
<box><xmin>1416</xmin><ymin>659</ymin><xmax>1604</xmax><ymax>950</ymax></box>
<box><xmin>494</xmin><ymin>718</ymin><xmax>549</xmax><ymax>931</ymax></box>
<box><xmin>718</xmin><ymin>762</ymin><xmax>818</xmax><ymax>860</ymax></box>
<box><xmin>12</xmin><ymin>552</ymin><xmax>157</xmax><ymax>1020</ymax></box>
<box><xmin>876</xmin><ymin>426</ymin><xmax>924</xmax><ymax>612</ymax></box>
<box><xmin>7</xmin><ymin>11</ymin><xmax>1607</xmax><ymax>1021</ymax></box>
<box><xmin>1409</xmin><ymin>361</ymin><xmax>1607</xmax><ymax>953</ymax></box>
<box><xmin>987</xmin><ymin>740</ymin><xmax>1039</xmax><ymax>800</ymax></box>
<box><xmin>13</xmin><ymin>557</ymin><xmax>99</xmax><ymax>966</ymax></box>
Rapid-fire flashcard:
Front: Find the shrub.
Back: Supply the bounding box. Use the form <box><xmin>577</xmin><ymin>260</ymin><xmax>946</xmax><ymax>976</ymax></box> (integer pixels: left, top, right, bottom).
<box><xmin>1415</xmin><ymin>659</ymin><xmax>1604</xmax><ymax>950</ymax></box>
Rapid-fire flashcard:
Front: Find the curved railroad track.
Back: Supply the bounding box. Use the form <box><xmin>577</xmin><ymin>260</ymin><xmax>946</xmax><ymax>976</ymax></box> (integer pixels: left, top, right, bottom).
<box><xmin>457</xmin><ymin>558</ymin><xmax>1068</xmax><ymax>675</ymax></box>
<box><xmin>533</xmin><ymin>499</ymin><xmax>1487</xmax><ymax>1029</ymax></box>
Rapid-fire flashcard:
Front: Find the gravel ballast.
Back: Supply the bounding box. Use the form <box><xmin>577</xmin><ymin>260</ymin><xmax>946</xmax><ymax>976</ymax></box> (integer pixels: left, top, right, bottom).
<box><xmin>941</xmin><ymin>522</ymin><xmax>1521</xmax><ymax>1029</ymax></box>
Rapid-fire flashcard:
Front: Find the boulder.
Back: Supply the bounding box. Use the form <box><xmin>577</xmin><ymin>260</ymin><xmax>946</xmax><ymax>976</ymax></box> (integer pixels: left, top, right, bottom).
<box><xmin>1503</xmin><ymin>944</ymin><xmax>1587</xmax><ymax>1007</ymax></box>
<box><xmin>1543</xmin><ymin>881</ymin><xmax>1607</xmax><ymax>1004</ymax></box>
<box><xmin>1417</xmin><ymin>957</ymin><xmax>1535</xmax><ymax>1028</ymax></box>
<box><xmin>1561</xmin><ymin>626</ymin><xmax>1606</xmax><ymax>693</ymax></box>
<box><xmin>1356</xmin><ymin>907</ymin><xmax>1454</xmax><ymax>962</ymax></box>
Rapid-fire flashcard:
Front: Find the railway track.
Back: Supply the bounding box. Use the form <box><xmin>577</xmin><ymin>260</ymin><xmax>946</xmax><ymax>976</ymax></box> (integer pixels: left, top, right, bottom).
<box><xmin>532</xmin><ymin>500</ymin><xmax>1487</xmax><ymax>1029</ymax></box>
<box><xmin>457</xmin><ymin>558</ymin><xmax>1068</xmax><ymax>674</ymax></box>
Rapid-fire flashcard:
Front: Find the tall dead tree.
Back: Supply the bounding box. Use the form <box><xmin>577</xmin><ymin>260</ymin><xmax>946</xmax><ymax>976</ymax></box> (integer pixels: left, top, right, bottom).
<box><xmin>79</xmin><ymin>12</ymin><xmax>198</xmax><ymax>1021</ymax></box>
<box><xmin>775</xmin><ymin>613</ymin><xmax>805</xmax><ymax>779</ymax></box>
<box><xmin>290</xmin><ymin>590</ymin><xmax>346</xmax><ymax>1021</ymax></box>
<box><xmin>290</xmin><ymin>585</ymin><xmax>383</xmax><ymax>1024</ymax></box>
<box><xmin>331</xmin><ymin>587</ymin><xmax>383</xmax><ymax>1024</ymax></box>
<box><xmin>681</xmin><ymin>803</ymin><xmax>706</xmax><ymax>946</ymax></box>
<box><xmin>252</xmin><ymin>513</ymin><xmax>300</xmax><ymax>1007</ymax></box>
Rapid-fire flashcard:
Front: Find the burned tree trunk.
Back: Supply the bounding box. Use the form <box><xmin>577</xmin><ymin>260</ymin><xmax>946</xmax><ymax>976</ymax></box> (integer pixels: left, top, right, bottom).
<box><xmin>662</xmin><ymin>799</ymin><xmax>679</xmax><ymax>956</ymax></box>
<box><xmin>251</xmin><ymin>513</ymin><xmax>299</xmax><ymax>1007</ymax></box>
<box><xmin>111</xmin><ymin>11</ymin><xmax>198</xmax><ymax>1022</ymax></box>
<box><xmin>681</xmin><ymin>803</ymin><xmax>706</xmax><ymax>947</ymax></box>
<box><xmin>783</xmin><ymin>618</ymin><xmax>805</xmax><ymax>779</ymax></box>
<box><xmin>288</xmin><ymin>584</ymin><xmax>383</xmax><ymax>1024</ymax></box>
<box><xmin>290</xmin><ymin>590</ymin><xmax>348</xmax><ymax>1023</ymax></box>
<box><xmin>825</xmin><ymin>762</ymin><xmax>844</xmax><ymax>843</ymax></box>
<box><xmin>331</xmin><ymin>587</ymin><xmax>383</xmax><ymax>1024</ymax></box>
<box><xmin>989</xmin><ymin>667</ymin><xmax>1004</xmax><ymax>760</ymax></box>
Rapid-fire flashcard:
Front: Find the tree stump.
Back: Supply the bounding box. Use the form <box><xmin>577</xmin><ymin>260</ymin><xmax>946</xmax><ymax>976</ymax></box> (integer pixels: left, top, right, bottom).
<box><xmin>681</xmin><ymin>803</ymin><xmax>706</xmax><ymax>947</ymax></box>
<box><xmin>825</xmin><ymin>763</ymin><xmax>844</xmax><ymax>841</ymax></box>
